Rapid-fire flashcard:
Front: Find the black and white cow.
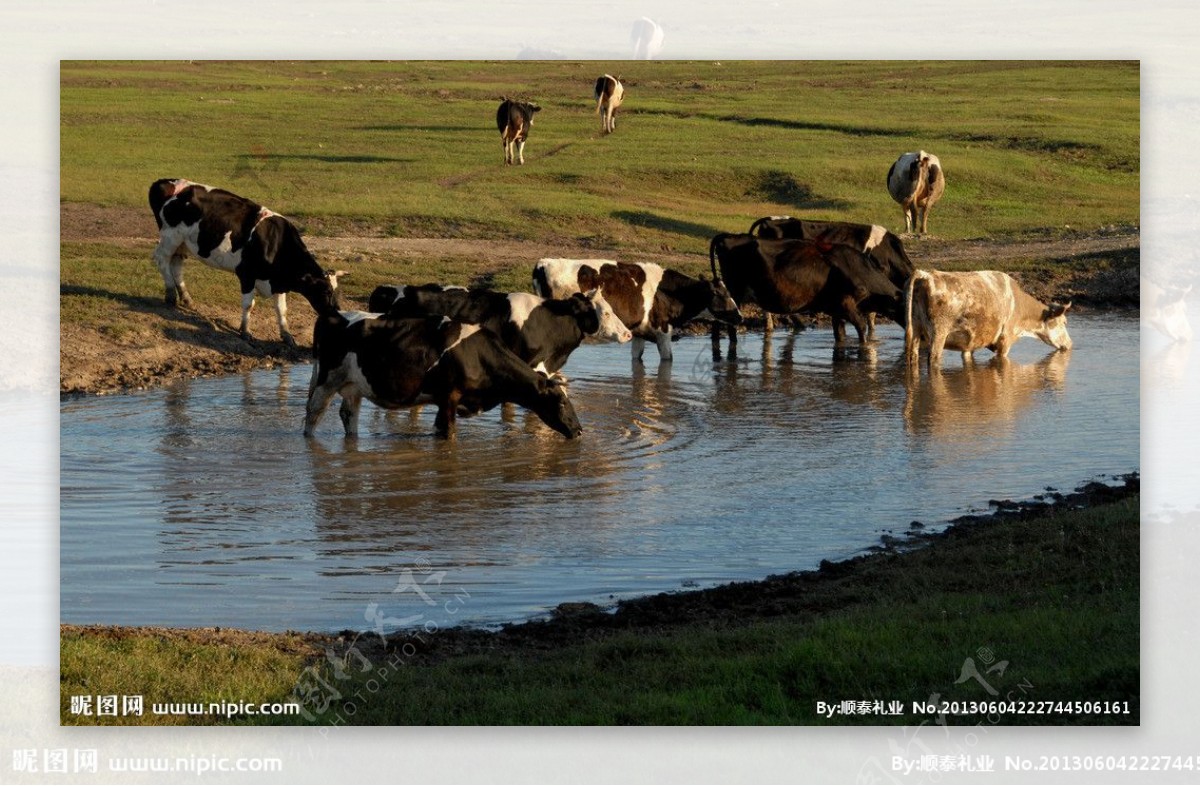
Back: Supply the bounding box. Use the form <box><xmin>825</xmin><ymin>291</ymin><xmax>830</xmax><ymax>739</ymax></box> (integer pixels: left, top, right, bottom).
<box><xmin>148</xmin><ymin>178</ymin><xmax>344</xmax><ymax>346</ymax></box>
<box><xmin>304</xmin><ymin>312</ymin><xmax>583</xmax><ymax>439</ymax></box>
<box><xmin>749</xmin><ymin>215</ymin><xmax>916</xmax><ymax>336</ymax></box>
<box><xmin>496</xmin><ymin>98</ymin><xmax>541</xmax><ymax>165</ymax></box>
<box><xmin>533</xmin><ymin>259</ymin><xmax>742</xmax><ymax>362</ymax></box>
<box><xmin>367</xmin><ymin>283</ymin><xmax>632</xmax><ymax>376</ymax></box>
<box><xmin>594</xmin><ymin>74</ymin><xmax>624</xmax><ymax>134</ymax></box>
<box><xmin>709</xmin><ymin>234</ymin><xmax>904</xmax><ymax>347</ymax></box>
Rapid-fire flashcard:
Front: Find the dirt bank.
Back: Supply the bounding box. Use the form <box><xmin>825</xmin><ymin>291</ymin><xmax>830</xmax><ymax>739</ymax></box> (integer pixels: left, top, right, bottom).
<box><xmin>60</xmin><ymin>202</ymin><xmax>1139</xmax><ymax>397</ymax></box>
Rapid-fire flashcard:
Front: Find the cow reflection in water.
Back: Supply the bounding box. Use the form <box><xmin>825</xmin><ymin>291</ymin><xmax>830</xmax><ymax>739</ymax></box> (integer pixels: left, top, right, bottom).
<box><xmin>903</xmin><ymin>352</ymin><xmax>1071</xmax><ymax>444</ymax></box>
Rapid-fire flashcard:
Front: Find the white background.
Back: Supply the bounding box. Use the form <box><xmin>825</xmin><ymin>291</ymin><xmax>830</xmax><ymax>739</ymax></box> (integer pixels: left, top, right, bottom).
<box><xmin>3</xmin><ymin>1</ymin><xmax>1194</xmax><ymax>782</ymax></box>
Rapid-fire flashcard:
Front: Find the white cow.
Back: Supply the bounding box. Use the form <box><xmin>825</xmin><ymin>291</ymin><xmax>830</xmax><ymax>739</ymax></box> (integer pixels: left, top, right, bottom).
<box><xmin>594</xmin><ymin>74</ymin><xmax>624</xmax><ymax>134</ymax></box>
<box><xmin>904</xmin><ymin>269</ymin><xmax>1072</xmax><ymax>369</ymax></box>
<box><xmin>887</xmin><ymin>151</ymin><xmax>945</xmax><ymax>235</ymax></box>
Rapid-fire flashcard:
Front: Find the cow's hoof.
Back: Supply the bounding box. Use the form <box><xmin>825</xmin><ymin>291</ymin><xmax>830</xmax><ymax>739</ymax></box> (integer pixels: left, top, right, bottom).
<box><xmin>282</xmin><ymin>335</ymin><xmax>298</xmax><ymax>349</ymax></box>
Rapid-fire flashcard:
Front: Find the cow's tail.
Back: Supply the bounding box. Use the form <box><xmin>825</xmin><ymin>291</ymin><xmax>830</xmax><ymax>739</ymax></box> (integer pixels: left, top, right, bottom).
<box><xmin>904</xmin><ymin>270</ymin><xmax>928</xmax><ymax>355</ymax></box>
<box><xmin>594</xmin><ymin>77</ymin><xmax>606</xmax><ymax>114</ymax></box>
<box><xmin>708</xmin><ymin>234</ymin><xmax>726</xmax><ymax>281</ymax></box>
<box><xmin>748</xmin><ymin>216</ymin><xmax>771</xmax><ymax>236</ymax></box>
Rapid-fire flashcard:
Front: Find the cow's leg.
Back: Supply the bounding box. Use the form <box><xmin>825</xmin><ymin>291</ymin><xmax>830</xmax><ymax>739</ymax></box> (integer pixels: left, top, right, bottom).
<box><xmin>920</xmin><ymin>203</ymin><xmax>933</xmax><ymax>235</ymax></box>
<box><xmin>303</xmin><ymin>381</ymin><xmax>338</xmax><ymax>437</ymax></box>
<box><xmin>434</xmin><ymin>392</ymin><xmax>461</xmax><ymax>438</ymax></box>
<box><xmin>710</xmin><ymin>321</ymin><xmax>723</xmax><ymax>361</ymax></box>
<box><xmin>168</xmin><ymin>249</ymin><xmax>194</xmax><ymax>307</ymax></box>
<box><xmin>764</xmin><ymin>312</ymin><xmax>774</xmax><ymax>332</ymax></box>
<box><xmin>832</xmin><ymin>318</ymin><xmax>847</xmax><ymax>345</ymax></box>
<box><xmin>655</xmin><ymin>327</ymin><xmax>673</xmax><ymax>362</ymax></box>
<box><xmin>929</xmin><ymin>328</ymin><xmax>949</xmax><ymax>369</ymax></box>
<box><xmin>631</xmin><ymin>336</ymin><xmax>647</xmax><ymax>362</ymax></box>
<box><xmin>337</xmin><ymin>392</ymin><xmax>362</xmax><ymax>437</ymax></box>
<box><xmin>152</xmin><ymin>239</ymin><xmax>187</xmax><ymax>306</ymax></box>
<box><xmin>865</xmin><ymin>313</ymin><xmax>877</xmax><ymax>340</ymax></box>
<box><xmin>516</xmin><ymin>138</ymin><xmax>526</xmax><ymax>165</ymax></box>
<box><xmin>271</xmin><ymin>292</ymin><xmax>297</xmax><ymax>347</ymax></box>
<box><xmin>239</xmin><ymin>290</ymin><xmax>256</xmax><ymax>340</ymax></box>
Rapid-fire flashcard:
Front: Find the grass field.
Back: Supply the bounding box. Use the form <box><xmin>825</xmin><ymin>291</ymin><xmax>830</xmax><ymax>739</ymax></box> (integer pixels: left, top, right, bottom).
<box><xmin>61</xmin><ymin>60</ymin><xmax>1139</xmax><ymax>250</ymax></box>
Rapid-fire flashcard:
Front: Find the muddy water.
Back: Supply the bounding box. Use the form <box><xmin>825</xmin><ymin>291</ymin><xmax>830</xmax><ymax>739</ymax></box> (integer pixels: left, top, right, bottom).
<box><xmin>61</xmin><ymin>315</ymin><xmax>1138</xmax><ymax>633</ymax></box>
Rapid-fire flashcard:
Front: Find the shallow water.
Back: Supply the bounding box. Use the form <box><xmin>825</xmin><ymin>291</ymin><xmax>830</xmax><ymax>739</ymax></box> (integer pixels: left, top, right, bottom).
<box><xmin>61</xmin><ymin>315</ymin><xmax>1138</xmax><ymax>633</ymax></box>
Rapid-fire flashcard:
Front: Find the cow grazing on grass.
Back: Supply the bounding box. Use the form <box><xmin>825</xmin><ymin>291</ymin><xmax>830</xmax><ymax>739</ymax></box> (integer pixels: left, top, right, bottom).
<box><xmin>496</xmin><ymin>98</ymin><xmax>541</xmax><ymax>165</ymax></box>
<box><xmin>367</xmin><ymin>283</ymin><xmax>632</xmax><ymax>376</ymax></box>
<box><xmin>594</xmin><ymin>74</ymin><xmax>624</xmax><ymax>134</ymax></box>
<box><xmin>148</xmin><ymin>178</ymin><xmax>345</xmax><ymax>346</ymax></box>
<box><xmin>304</xmin><ymin>312</ymin><xmax>583</xmax><ymax>440</ymax></box>
<box><xmin>708</xmin><ymin>234</ymin><xmax>904</xmax><ymax>347</ymax></box>
<box><xmin>887</xmin><ymin>151</ymin><xmax>945</xmax><ymax>235</ymax></box>
<box><xmin>904</xmin><ymin>270</ymin><xmax>1072</xmax><ymax>369</ymax></box>
<box><xmin>749</xmin><ymin>215</ymin><xmax>916</xmax><ymax>336</ymax></box>
<box><xmin>533</xmin><ymin>259</ymin><xmax>742</xmax><ymax>362</ymax></box>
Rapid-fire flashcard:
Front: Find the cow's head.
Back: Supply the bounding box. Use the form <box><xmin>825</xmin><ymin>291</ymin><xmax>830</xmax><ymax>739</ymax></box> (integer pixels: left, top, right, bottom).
<box><xmin>705</xmin><ymin>275</ymin><xmax>744</xmax><ymax>325</ymax></box>
<box><xmin>578</xmin><ymin>289</ymin><xmax>632</xmax><ymax>343</ymax></box>
<box><xmin>1037</xmin><ymin>301</ymin><xmax>1073</xmax><ymax>351</ymax></box>
<box><xmin>534</xmin><ymin>373</ymin><xmax>583</xmax><ymax>439</ymax></box>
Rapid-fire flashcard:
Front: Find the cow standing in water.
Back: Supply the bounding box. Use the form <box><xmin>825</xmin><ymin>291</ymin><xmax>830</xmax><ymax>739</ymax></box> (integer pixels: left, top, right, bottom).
<box><xmin>496</xmin><ymin>98</ymin><xmax>541</xmax><ymax>165</ymax></box>
<box><xmin>887</xmin><ymin>151</ymin><xmax>945</xmax><ymax>235</ymax></box>
<box><xmin>594</xmin><ymin>74</ymin><xmax>624</xmax><ymax>134</ymax></box>
<box><xmin>304</xmin><ymin>312</ymin><xmax>583</xmax><ymax>440</ymax></box>
<box><xmin>904</xmin><ymin>269</ymin><xmax>1072</xmax><ymax>370</ymax></box>
<box><xmin>148</xmin><ymin>178</ymin><xmax>344</xmax><ymax>346</ymax></box>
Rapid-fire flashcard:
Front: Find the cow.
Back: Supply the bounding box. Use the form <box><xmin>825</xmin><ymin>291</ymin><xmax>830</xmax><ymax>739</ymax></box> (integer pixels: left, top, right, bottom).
<box><xmin>887</xmin><ymin>151</ymin><xmax>945</xmax><ymax>235</ymax></box>
<box><xmin>496</xmin><ymin>98</ymin><xmax>541</xmax><ymax>165</ymax></box>
<box><xmin>630</xmin><ymin>17</ymin><xmax>664</xmax><ymax>59</ymax></box>
<box><xmin>148</xmin><ymin>178</ymin><xmax>345</xmax><ymax>346</ymax></box>
<box><xmin>1143</xmin><ymin>277</ymin><xmax>1193</xmax><ymax>343</ymax></box>
<box><xmin>749</xmin><ymin>215</ymin><xmax>916</xmax><ymax>336</ymax></box>
<box><xmin>366</xmin><ymin>283</ymin><xmax>632</xmax><ymax>376</ymax></box>
<box><xmin>594</xmin><ymin>74</ymin><xmax>624</xmax><ymax>134</ymax></box>
<box><xmin>708</xmin><ymin>234</ymin><xmax>905</xmax><ymax>348</ymax></box>
<box><xmin>533</xmin><ymin>259</ymin><xmax>742</xmax><ymax>362</ymax></box>
<box><xmin>304</xmin><ymin>312</ymin><xmax>583</xmax><ymax>440</ymax></box>
<box><xmin>904</xmin><ymin>269</ymin><xmax>1072</xmax><ymax>370</ymax></box>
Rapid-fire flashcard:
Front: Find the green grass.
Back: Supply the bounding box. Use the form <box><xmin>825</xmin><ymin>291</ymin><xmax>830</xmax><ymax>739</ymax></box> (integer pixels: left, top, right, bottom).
<box><xmin>61</xmin><ymin>493</ymin><xmax>1139</xmax><ymax>726</ymax></box>
<box><xmin>61</xmin><ymin>60</ymin><xmax>1139</xmax><ymax>253</ymax></box>
<box><xmin>60</xmin><ymin>628</ymin><xmax>315</xmax><ymax>726</ymax></box>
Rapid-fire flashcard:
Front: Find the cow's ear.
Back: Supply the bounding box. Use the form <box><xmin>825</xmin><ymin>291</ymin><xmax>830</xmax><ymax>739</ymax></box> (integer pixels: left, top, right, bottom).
<box><xmin>531</xmin><ymin>104</ymin><xmax>541</xmax><ymax>112</ymax></box>
<box><xmin>698</xmin><ymin>273</ymin><xmax>708</xmax><ymax>282</ymax></box>
<box><xmin>1045</xmin><ymin>302</ymin><xmax>1070</xmax><ymax>319</ymax></box>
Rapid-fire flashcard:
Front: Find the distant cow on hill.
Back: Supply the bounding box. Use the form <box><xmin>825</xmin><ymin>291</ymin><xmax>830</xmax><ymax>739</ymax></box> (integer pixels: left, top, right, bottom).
<box><xmin>594</xmin><ymin>74</ymin><xmax>624</xmax><ymax>134</ymax></box>
<box><xmin>887</xmin><ymin>151</ymin><xmax>945</xmax><ymax>235</ymax></box>
<box><xmin>496</xmin><ymin>98</ymin><xmax>541</xmax><ymax>165</ymax></box>
<box><xmin>148</xmin><ymin>178</ymin><xmax>344</xmax><ymax>346</ymax></box>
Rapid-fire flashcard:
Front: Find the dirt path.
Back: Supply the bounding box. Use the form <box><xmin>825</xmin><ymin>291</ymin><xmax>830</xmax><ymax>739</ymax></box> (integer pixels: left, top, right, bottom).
<box><xmin>60</xmin><ymin>203</ymin><xmax>1139</xmax><ymax>397</ymax></box>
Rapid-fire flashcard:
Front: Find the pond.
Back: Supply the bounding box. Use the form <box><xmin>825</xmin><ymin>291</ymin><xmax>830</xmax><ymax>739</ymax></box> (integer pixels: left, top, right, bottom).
<box><xmin>61</xmin><ymin>315</ymin><xmax>1139</xmax><ymax>633</ymax></box>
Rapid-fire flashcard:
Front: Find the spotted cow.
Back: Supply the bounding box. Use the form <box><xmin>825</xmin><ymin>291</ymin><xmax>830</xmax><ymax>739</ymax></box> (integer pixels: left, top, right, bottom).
<box><xmin>367</xmin><ymin>283</ymin><xmax>632</xmax><ymax>376</ymax></box>
<box><xmin>304</xmin><ymin>312</ymin><xmax>582</xmax><ymax>439</ymax></box>
<box><xmin>887</xmin><ymin>151</ymin><xmax>945</xmax><ymax>235</ymax></box>
<box><xmin>148</xmin><ymin>178</ymin><xmax>344</xmax><ymax>346</ymax></box>
<box><xmin>904</xmin><ymin>269</ymin><xmax>1072</xmax><ymax>369</ymax></box>
<box><xmin>496</xmin><ymin>98</ymin><xmax>541</xmax><ymax>165</ymax></box>
<box><xmin>594</xmin><ymin>74</ymin><xmax>624</xmax><ymax>134</ymax></box>
<box><xmin>533</xmin><ymin>259</ymin><xmax>742</xmax><ymax>362</ymax></box>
